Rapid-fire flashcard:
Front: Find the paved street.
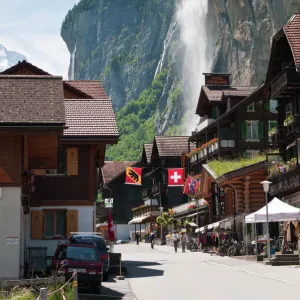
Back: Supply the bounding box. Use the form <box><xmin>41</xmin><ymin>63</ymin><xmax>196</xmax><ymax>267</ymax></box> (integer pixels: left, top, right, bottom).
<box><xmin>80</xmin><ymin>243</ymin><xmax>300</xmax><ymax>299</ymax></box>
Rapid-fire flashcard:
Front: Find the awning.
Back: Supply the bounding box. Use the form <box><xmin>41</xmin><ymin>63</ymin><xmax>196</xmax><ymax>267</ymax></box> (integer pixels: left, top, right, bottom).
<box><xmin>188</xmin><ymin>222</ymin><xmax>198</xmax><ymax>227</ymax></box>
<box><xmin>208</xmin><ymin>221</ymin><xmax>219</xmax><ymax>229</ymax></box>
<box><xmin>128</xmin><ymin>215</ymin><xmax>152</xmax><ymax>224</ymax></box>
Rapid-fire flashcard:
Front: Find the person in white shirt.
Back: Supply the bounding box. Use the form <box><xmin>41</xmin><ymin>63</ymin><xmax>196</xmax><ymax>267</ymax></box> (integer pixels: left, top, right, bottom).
<box><xmin>172</xmin><ymin>231</ymin><xmax>179</xmax><ymax>253</ymax></box>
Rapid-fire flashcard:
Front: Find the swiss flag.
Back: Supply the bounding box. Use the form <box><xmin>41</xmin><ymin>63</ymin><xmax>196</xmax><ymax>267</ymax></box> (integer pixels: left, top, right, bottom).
<box><xmin>168</xmin><ymin>168</ymin><xmax>184</xmax><ymax>186</ymax></box>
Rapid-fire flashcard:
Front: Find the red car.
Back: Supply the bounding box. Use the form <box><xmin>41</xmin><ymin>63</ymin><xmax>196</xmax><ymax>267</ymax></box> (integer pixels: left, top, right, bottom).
<box><xmin>51</xmin><ymin>244</ymin><xmax>103</xmax><ymax>294</ymax></box>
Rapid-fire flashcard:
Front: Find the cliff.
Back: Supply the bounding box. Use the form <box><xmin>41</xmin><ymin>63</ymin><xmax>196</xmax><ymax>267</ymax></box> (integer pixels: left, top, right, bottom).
<box><xmin>208</xmin><ymin>0</ymin><xmax>300</xmax><ymax>86</ymax></box>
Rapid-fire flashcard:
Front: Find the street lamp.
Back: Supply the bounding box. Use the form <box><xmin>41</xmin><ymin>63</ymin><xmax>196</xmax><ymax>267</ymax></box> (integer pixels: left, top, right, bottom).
<box><xmin>260</xmin><ymin>180</ymin><xmax>272</xmax><ymax>261</ymax></box>
<box><xmin>159</xmin><ymin>206</ymin><xmax>164</xmax><ymax>245</ymax></box>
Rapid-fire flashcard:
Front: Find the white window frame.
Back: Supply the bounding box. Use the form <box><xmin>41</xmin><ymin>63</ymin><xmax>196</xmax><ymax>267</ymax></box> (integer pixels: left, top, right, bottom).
<box><xmin>247</xmin><ymin>102</ymin><xmax>255</xmax><ymax>112</ymax></box>
<box><xmin>245</xmin><ymin>120</ymin><xmax>259</xmax><ymax>142</ymax></box>
<box><xmin>269</xmin><ymin>100</ymin><xmax>278</xmax><ymax>113</ymax></box>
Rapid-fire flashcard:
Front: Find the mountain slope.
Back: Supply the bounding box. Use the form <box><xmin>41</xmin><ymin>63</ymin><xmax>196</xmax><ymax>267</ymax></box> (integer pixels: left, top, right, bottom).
<box><xmin>0</xmin><ymin>44</ymin><xmax>27</xmax><ymax>72</ymax></box>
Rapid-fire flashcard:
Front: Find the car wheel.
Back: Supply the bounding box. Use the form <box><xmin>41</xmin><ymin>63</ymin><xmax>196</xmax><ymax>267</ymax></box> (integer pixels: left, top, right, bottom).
<box><xmin>103</xmin><ymin>272</ymin><xmax>109</xmax><ymax>281</ymax></box>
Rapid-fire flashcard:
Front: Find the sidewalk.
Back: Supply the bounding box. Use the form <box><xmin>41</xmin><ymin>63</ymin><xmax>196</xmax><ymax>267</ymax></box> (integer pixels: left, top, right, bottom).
<box><xmin>142</xmin><ymin>243</ymin><xmax>300</xmax><ymax>286</ymax></box>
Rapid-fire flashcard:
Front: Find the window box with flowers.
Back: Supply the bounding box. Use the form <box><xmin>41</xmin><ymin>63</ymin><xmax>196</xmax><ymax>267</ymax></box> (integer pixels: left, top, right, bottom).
<box><xmin>268</xmin><ymin>158</ymin><xmax>297</xmax><ymax>177</ymax></box>
<box><xmin>188</xmin><ymin>204</ymin><xmax>196</xmax><ymax>210</ymax></box>
<box><xmin>268</xmin><ymin>127</ymin><xmax>277</xmax><ymax>137</ymax></box>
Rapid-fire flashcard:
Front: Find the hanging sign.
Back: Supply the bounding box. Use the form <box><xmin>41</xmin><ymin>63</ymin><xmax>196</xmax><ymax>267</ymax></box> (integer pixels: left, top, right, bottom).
<box><xmin>205</xmin><ymin>74</ymin><xmax>230</xmax><ymax>86</ymax></box>
<box><xmin>211</xmin><ymin>182</ymin><xmax>219</xmax><ymax>216</ymax></box>
<box><xmin>219</xmin><ymin>187</ymin><xmax>225</xmax><ymax>216</ymax></box>
<box><xmin>105</xmin><ymin>198</ymin><xmax>113</xmax><ymax>208</ymax></box>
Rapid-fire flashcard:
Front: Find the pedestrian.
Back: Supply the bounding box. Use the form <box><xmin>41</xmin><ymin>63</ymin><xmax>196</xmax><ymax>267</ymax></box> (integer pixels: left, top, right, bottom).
<box><xmin>150</xmin><ymin>231</ymin><xmax>155</xmax><ymax>249</ymax></box>
<box><xmin>181</xmin><ymin>231</ymin><xmax>187</xmax><ymax>253</ymax></box>
<box><xmin>172</xmin><ymin>231</ymin><xmax>179</xmax><ymax>253</ymax></box>
<box><xmin>135</xmin><ymin>232</ymin><xmax>140</xmax><ymax>245</ymax></box>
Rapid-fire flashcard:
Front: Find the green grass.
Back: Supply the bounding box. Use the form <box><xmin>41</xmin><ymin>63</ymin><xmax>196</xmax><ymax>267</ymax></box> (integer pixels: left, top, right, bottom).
<box><xmin>0</xmin><ymin>284</ymin><xmax>74</xmax><ymax>300</ymax></box>
<box><xmin>207</xmin><ymin>155</ymin><xmax>266</xmax><ymax>177</ymax></box>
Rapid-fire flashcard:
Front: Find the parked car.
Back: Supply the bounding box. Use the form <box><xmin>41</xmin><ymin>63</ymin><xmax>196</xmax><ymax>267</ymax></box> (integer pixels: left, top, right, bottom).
<box><xmin>51</xmin><ymin>244</ymin><xmax>103</xmax><ymax>294</ymax></box>
<box><xmin>68</xmin><ymin>234</ymin><xmax>110</xmax><ymax>281</ymax></box>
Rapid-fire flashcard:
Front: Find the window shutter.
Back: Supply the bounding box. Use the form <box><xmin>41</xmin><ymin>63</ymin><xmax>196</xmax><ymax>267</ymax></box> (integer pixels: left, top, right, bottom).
<box><xmin>264</xmin><ymin>101</ymin><xmax>270</xmax><ymax>111</ymax></box>
<box><xmin>258</xmin><ymin>121</ymin><xmax>264</xmax><ymax>139</ymax></box>
<box><xmin>242</xmin><ymin>122</ymin><xmax>247</xmax><ymax>139</ymax></box>
<box><xmin>67</xmin><ymin>148</ymin><xmax>78</xmax><ymax>176</ymax></box>
<box><xmin>31</xmin><ymin>211</ymin><xmax>43</xmax><ymax>239</ymax></box>
<box><xmin>66</xmin><ymin>210</ymin><xmax>78</xmax><ymax>236</ymax></box>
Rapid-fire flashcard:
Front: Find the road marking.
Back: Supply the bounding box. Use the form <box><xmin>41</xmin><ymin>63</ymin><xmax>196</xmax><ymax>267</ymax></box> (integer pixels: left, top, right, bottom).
<box><xmin>203</xmin><ymin>259</ymin><xmax>300</xmax><ymax>287</ymax></box>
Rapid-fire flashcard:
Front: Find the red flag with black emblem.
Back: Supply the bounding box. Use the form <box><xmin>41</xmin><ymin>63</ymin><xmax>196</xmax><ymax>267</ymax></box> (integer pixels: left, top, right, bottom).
<box><xmin>125</xmin><ymin>167</ymin><xmax>142</xmax><ymax>185</ymax></box>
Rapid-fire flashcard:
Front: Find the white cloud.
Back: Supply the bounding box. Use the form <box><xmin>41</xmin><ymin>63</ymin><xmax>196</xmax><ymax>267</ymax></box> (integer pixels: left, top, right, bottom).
<box><xmin>0</xmin><ymin>0</ymin><xmax>80</xmax><ymax>79</ymax></box>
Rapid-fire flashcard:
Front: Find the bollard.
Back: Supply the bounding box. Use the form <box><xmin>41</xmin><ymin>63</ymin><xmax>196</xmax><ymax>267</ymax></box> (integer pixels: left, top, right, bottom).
<box><xmin>40</xmin><ymin>288</ymin><xmax>48</xmax><ymax>300</ymax></box>
<box><xmin>73</xmin><ymin>272</ymin><xmax>78</xmax><ymax>300</ymax></box>
<box><xmin>116</xmin><ymin>254</ymin><xmax>124</xmax><ymax>280</ymax></box>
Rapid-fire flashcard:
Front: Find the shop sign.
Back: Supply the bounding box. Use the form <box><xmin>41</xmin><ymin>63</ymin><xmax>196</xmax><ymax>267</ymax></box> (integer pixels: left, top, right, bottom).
<box><xmin>211</xmin><ymin>182</ymin><xmax>219</xmax><ymax>216</ymax></box>
<box><xmin>105</xmin><ymin>198</ymin><xmax>113</xmax><ymax>208</ymax></box>
<box><xmin>219</xmin><ymin>187</ymin><xmax>225</xmax><ymax>216</ymax></box>
<box><xmin>6</xmin><ymin>237</ymin><xmax>18</xmax><ymax>244</ymax></box>
<box><xmin>205</xmin><ymin>74</ymin><xmax>230</xmax><ymax>86</ymax></box>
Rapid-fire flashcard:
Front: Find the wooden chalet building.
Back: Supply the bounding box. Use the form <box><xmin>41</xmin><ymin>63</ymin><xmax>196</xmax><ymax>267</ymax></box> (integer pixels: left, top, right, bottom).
<box><xmin>187</xmin><ymin>73</ymin><xmax>277</xmax><ymax>176</ymax></box>
<box><xmin>0</xmin><ymin>61</ymin><xmax>118</xmax><ymax>278</ymax></box>
<box><xmin>98</xmin><ymin>161</ymin><xmax>143</xmax><ymax>224</ymax></box>
<box><xmin>197</xmin><ymin>162</ymin><xmax>268</xmax><ymax>239</ymax></box>
<box><xmin>129</xmin><ymin>137</ymin><xmax>189</xmax><ymax>235</ymax></box>
<box><xmin>264</xmin><ymin>13</ymin><xmax>300</xmax><ymax>208</ymax></box>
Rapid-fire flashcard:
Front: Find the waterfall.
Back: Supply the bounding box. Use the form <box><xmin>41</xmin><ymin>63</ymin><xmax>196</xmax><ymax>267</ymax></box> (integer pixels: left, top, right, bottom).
<box><xmin>69</xmin><ymin>43</ymin><xmax>77</xmax><ymax>80</ymax></box>
<box><xmin>154</xmin><ymin>17</ymin><xmax>177</xmax><ymax>78</ymax></box>
<box><xmin>177</xmin><ymin>0</ymin><xmax>209</xmax><ymax>135</ymax></box>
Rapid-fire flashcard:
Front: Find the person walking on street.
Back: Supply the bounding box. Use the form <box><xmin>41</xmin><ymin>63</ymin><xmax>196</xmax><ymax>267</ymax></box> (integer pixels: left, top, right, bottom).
<box><xmin>172</xmin><ymin>231</ymin><xmax>179</xmax><ymax>253</ymax></box>
<box><xmin>181</xmin><ymin>232</ymin><xmax>187</xmax><ymax>253</ymax></box>
<box><xmin>135</xmin><ymin>232</ymin><xmax>140</xmax><ymax>245</ymax></box>
<box><xmin>150</xmin><ymin>231</ymin><xmax>155</xmax><ymax>249</ymax></box>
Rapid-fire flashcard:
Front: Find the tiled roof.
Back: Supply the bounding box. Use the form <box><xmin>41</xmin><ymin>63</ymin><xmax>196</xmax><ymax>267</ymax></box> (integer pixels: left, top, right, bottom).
<box><xmin>202</xmin><ymin>86</ymin><xmax>223</xmax><ymax>101</ymax></box>
<box><xmin>102</xmin><ymin>161</ymin><xmax>137</xmax><ymax>183</ymax></box>
<box><xmin>223</xmin><ymin>87</ymin><xmax>256</xmax><ymax>97</ymax></box>
<box><xmin>63</xmin><ymin>99</ymin><xmax>119</xmax><ymax>137</ymax></box>
<box><xmin>64</xmin><ymin>80</ymin><xmax>109</xmax><ymax>99</ymax></box>
<box><xmin>284</xmin><ymin>13</ymin><xmax>300</xmax><ymax>69</ymax></box>
<box><xmin>144</xmin><ymin>144</ymin><xmax>153</xmax><ymax>163</ymax></box>
<box><xmin>154</xmin><ymin>136</ymin><xmax>193</xmax><ymax>157</ymax></box>
<box><xmin>0</xmin><ymin>60</ymin><xmax>50</xmax><ymax>75</ymax></box>
<box><xmin>0</xmin><ymin>75</ymin><xmax>65</xmax><ymax>124</ymax></box>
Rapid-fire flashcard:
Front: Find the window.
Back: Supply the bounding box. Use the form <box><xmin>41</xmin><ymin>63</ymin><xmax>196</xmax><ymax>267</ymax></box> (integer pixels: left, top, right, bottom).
<box><xmin>44</xmin><ymin>210</ymin><xmax>66</xmax><ymax>238</ymax></box>
<box><xmin>269</xmin><ymin>100</ymin><xmax>278</xmax><ymax>113</ymax></box>
<box><xmin>247</xmin><ymin>121</ymin><xmax>258</xmax><ymax>139</ymax></box>
<box><xmin>268</xmin><ymin>120</ymin><xmax>278</xmax><ymax>132</ymax></box>
<box><xmin>57</xmin><ymin>246</ymin><xmax>100</xmax><ymax>262</ymax></box>
<box><xmin>247</xmin><ymin>102</ymin><xmax>255</xmax><ymax>112</ymax></box>
<box><xmin>242</xmin><ymin>121</ymin><xmax>263</xmax><ymax>141</ymax></box>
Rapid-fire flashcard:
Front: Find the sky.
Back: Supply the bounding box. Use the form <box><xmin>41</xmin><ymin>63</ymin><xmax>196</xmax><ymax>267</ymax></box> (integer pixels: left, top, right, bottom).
<box><xmin>0</xmin><ymin>0</ymin><xmax>80</xmax><ymax>78</ymax></box>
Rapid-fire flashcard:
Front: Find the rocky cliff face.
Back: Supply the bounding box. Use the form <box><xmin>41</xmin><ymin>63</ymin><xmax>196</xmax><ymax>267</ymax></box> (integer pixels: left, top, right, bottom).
<box><xmin>0</xmin><ymin>44</ymin><xmax>26</xmax><ymax>72</ymax></box>
<box><xmin>208</xmin><ymin>0</ymin><xmax>300</xmax><ymax>86</ymax></box>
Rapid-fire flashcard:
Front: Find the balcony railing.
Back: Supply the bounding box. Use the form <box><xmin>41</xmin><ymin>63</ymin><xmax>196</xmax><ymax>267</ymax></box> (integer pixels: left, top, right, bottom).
<box><xmin>189</xmin><ymin>138</ymin><xmax>235</xmax><ymax>164</ymax></box>
<box><xmin>173</xmin><ymin>199</ymin><xmax>208</xmax><ymax>214</ymax></box>
<box><xmin>196</xmin><ymin>118</ymin><xmax>215</xmax><ymax>132</ymax></box>
<box><xmin>132</xmin><ymin>205</ymin><xmax>160</xmax><ymax>218</ymax></box>
<box><xmin>269</xmin><ymin>166</ymin><xmax>300</xmax><ymax>196</ymax></box>
<box><xmin>270</xmin><ymin>67</ymin><xmax>300</xmax><ymax>99</ymax></box>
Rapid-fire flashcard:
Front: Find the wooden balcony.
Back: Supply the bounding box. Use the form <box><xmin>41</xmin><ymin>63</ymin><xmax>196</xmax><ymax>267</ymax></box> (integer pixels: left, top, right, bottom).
<box><xmin>269</xmin><ymin>165</ymin><xmax>300</xmax><ymax>197</ymax></box>
<box><xmin>270</xmin><ymin>67</ymin><xmax>300</xmax><ymax>99</ymax></box>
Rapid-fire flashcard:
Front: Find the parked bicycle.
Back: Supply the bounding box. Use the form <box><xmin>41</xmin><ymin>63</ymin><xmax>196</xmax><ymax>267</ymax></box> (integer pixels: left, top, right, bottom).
<box><xmin>227</xmin><ymin>241</ymin><xmax>255</xmax><ymax>256</ymax></box>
